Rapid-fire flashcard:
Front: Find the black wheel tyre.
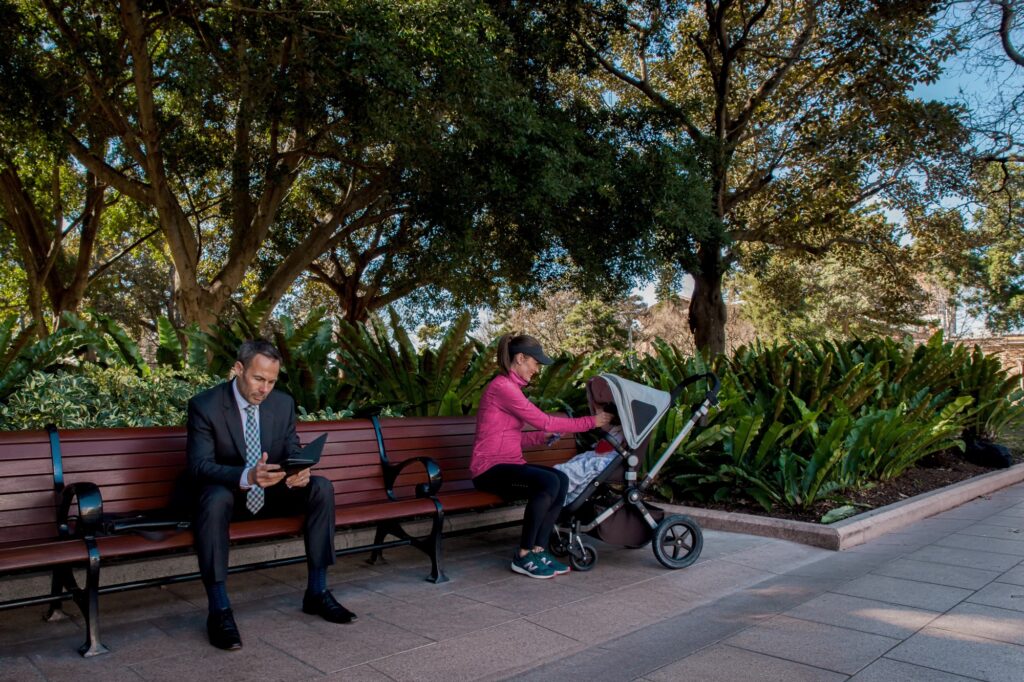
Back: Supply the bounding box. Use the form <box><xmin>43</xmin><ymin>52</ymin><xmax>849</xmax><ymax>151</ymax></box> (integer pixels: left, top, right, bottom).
<box><xmin>548</xmin><ymin>532</ymin><xmax>570</xmax><ymax>558</ymax></box>
<box><xmin>569</xmin><ymin>543</ymin><xmax>598</xmax><ymax>572</ymax></box>
<box><xmin>652</xmin><ymin>514</ymin><xmax>703</xmax><ymax>569</ymax></box>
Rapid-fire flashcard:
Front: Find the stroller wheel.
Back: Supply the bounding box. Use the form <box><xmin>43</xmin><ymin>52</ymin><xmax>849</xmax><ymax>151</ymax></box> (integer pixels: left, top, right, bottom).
<box><xmin>652</xmin><ymin>515</ymin><xmax>703</xmax><ymax>569</ymax></box>
<box><xmin>569</xmin><ymin>543</ymin><xmax>598</xmax><ymax>572</ymax></box>
<box><xmin>548</xmin><ymin>532</ymin><xmax>570</xmax><ymax>558</ymax></box>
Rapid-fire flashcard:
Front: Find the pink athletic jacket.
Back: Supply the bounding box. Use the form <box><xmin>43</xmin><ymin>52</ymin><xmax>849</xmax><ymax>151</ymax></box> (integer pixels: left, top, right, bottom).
<box><xmin>470</xmin><ymin>371</ymin><xmax>597</xmax><ymax>478</ymax></box>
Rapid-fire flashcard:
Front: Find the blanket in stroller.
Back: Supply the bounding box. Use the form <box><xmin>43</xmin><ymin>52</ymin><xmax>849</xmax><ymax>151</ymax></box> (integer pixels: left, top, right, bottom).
<box><xmin>555</xmin><ymin>426</ymin><xmax>623</xmax><ymax>504</ymax></box>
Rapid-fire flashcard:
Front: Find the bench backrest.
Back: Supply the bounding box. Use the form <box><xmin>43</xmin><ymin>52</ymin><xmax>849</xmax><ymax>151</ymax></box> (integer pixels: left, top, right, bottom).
<box><xmin>0</xmin><ymin>429</ymin><xmax>59</xmax><ymax>546</ymax></box>
<box><xmin>50</xmin><ymin>420</ymin><xmax>390</xmax><ymax>516</ymax></box>
<box><xmin>378</xmin><ymin>415</ymin><xmax>578</xmax><ymax>493</ymax></box>
<box><xmin>0</xmin><ymin>413</ymin><xmax>579</xmax><ymax>547</ymax></box>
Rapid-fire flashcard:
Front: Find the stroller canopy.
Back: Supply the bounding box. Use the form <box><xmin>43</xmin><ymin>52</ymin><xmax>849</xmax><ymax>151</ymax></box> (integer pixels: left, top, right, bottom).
<box><xmin>587</xmin><ymin>374</ymin><xmax>672</xmax><ymax>449</ymax></box>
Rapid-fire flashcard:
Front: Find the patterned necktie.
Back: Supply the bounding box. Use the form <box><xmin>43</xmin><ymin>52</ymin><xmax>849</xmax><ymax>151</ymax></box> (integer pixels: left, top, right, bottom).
<box><xmin>244</xmin><ymin>404</ymin><xmax>264</xmax><ymax>514</ymax></box>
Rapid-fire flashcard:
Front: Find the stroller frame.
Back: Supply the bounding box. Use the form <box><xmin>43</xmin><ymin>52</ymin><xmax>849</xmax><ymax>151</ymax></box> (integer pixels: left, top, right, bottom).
<box><xmin>552</xmin><ymin>372</ymin><xmax>720</xmax><ymax>571</ymax></box>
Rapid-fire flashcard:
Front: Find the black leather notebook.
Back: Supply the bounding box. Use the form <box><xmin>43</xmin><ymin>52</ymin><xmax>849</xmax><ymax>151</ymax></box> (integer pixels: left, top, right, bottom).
<box><xmin>280</xmin><ymin>433</ymin><xmax>327</xmax><ymax>475</ymax></box>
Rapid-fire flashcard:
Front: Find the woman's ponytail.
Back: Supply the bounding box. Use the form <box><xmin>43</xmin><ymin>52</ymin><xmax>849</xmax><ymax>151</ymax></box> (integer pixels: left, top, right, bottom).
<box><xmin>496</xmin><ymin>334</ymin><xmax>513</xmax><ymax>374</ymax></box>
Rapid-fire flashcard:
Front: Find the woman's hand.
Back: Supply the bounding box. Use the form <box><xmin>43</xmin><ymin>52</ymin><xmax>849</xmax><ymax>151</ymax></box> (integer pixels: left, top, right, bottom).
<box><xmin>594</xmin><ymin>410</ymin><xmax>612</xmax><ymax>429</ymax></box>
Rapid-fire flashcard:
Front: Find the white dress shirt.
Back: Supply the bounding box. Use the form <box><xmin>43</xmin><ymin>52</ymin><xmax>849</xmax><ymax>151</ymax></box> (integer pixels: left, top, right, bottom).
<box><xmin>232</xmin><ymin>380</ymin><xmax>260</xmax><ymax>490</ymax></box>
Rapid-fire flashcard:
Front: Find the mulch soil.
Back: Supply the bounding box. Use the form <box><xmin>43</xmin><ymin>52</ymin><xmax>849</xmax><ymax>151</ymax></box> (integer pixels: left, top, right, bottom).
<box><xmin>677</xmin><ymin>449</ymin><xmax>1024</xmax><ymax>525</ymax></box>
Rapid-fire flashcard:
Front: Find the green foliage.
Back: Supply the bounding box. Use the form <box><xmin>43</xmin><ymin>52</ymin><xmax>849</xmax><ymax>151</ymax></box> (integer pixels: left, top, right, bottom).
<box><xmin>334</xmin><ymin>309</ymin><xmax>496</xmax><ymax>416</ymax></box>
<box><xmin>0</xmin><ymin>365</ymin><xmax>219</xmax><ymax>430</ymax></box>
<box><xmin>297</xmin><ymin>406</ymin><xmax>354</xmax><ymax>422</ymax></box>
<box><xmin>954</xmin><ymin>345</ymin><xmax>1024</xmax><ymax>440</ymax></box>
<box><xmin>0</xmin><ymin>313</ymin><xmax>91</xmax><ymax>400</ymax></box>
<box><xmin>561</xmin><ymin>298</ymin><xmax>633</xmax><ymax>355</ymax></box>
<box><xmin>531</xmin><ymin>0</ymin><xmax>970</xmax><ymax>353</ymax></box>
<box><xmin>524</xmin><ymin>354</ymin><xmax>594</xmax><ymax>415</ymax></box>
<box><xmin>654</xmin><ymin>331</ymin><xmax>1021</xmax><ymax>512</ymax></box>
<box><xmin>2</xmin><ymin>304</ymin><xmax>1020</xmax><ymax>525</ymax></box>
<box><xmin>733</xmin><ymin>250</ymin><xmax>928</xmax><ymax>340</ymax></box>
<box><xmin>964</xmin><ymin>162</ymin><xmax>1024</xmax><ymax>331</ymax></box>
<box><xmin>272</xmin><ymin>307</ymin><xmax>350</xmax><ymax>414</ymax></box>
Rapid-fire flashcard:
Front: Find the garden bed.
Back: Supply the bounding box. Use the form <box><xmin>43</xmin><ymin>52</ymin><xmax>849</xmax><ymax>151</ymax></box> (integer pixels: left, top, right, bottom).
<box><xmin>677</xmin><ymin>449</ymin><xmax>1024</xmax><ymax>525</ymax></box>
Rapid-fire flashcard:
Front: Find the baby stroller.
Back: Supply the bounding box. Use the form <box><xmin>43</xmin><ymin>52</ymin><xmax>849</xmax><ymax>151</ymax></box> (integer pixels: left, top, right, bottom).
<box><xmin>549</xmin><ymin>372</ymin><xmax>720</xmax><ymax>571</ymax></box>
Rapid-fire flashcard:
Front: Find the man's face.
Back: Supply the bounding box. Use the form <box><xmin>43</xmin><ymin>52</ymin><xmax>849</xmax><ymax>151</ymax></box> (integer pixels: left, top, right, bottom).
<box><xmin>233</xmin><ymin>353</ymin><xmax>281</xmax><ymax>405</ymax></box>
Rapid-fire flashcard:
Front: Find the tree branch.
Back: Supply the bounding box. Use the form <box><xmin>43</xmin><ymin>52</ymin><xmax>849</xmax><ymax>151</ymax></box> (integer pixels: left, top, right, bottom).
<box><xmin>998</xmin><ymin>0</ymin><xmax>1024</xmax><ymax>66</ymax></box>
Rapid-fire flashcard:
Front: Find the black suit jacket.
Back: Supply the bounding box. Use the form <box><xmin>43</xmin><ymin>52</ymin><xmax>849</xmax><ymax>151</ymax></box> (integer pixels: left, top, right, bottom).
<box><xmin>186</xmin><ymin>380</ymin><xmax>302</xmax><ymax>489</ymax></box>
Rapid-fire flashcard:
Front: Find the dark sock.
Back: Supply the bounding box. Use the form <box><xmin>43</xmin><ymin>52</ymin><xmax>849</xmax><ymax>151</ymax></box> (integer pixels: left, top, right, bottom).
<box><xmin>205</xmin><ymin>581</ymin><xmax>230</xmax><ymax>613</ymax></box>
<box><xmin>307</xmin><ymin>566</ymin><xmax>327</xmax><ymax>595</ymax></box>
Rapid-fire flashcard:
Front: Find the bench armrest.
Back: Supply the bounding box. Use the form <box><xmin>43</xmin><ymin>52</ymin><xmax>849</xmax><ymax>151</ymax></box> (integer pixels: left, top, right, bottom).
<box><xmin>57</xmin><ymin>482</ymin><xmax>104</xmax><ymax>538</ymax></box>
<box><xmin>382</xmin><ymin>457</ymin><xmax>443</xmax><ymax>500</ymax></box>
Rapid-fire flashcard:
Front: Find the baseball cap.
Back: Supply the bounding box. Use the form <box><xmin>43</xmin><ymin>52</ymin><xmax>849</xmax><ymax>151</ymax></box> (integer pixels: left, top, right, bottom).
<box><xmin>509</xmin><ymin>343</ymin><xmax>553</xmax><ymax>365</ymax></box>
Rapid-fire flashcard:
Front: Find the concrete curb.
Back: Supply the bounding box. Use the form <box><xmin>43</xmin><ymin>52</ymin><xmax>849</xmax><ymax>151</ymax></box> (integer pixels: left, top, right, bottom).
<box><xmin>663</xmin><ymin>462</ymin><xmax>1024</xmax><ymax>550</ymax></box>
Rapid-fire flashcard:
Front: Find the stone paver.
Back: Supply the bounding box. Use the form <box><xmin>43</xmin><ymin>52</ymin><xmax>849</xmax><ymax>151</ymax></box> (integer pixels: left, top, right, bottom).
<box><xmin>723</xmin><ymin>615</ymin><xmax>900</xmax><ymax>675</ymax></box>
<box><xmin>957</xmin><ymin>523</ymin><xmax>1024</xmax><ymax>540</ymax></box>
<box><xmin>886</xmin><ymin>626</ymin><xmax>1024</xmax><ymax>682</ymax></box>
<box><xmin>871</xmin><ymin>557</ymin><xmax>1001</xmax><ymax>590</ymax></box>
<box><xmin>832</xmin><ymin>573</ymin><xmax>973</xmax><ymax>611</ymax></box>
<box><xmin>934</xmin><ymin>533</ymin><xmax>1024</xmax><ymax>557</ymax></box>
<box><xmin>966</xmin><ymin>580</ymin><xmax>1024</xmax><ymax>613</ymax></box>
<box><xmin>0</xmin><ymin>656</ymin><xmax>46</xmax><ymax>682</ymax></box>
<box><xmin>848</xmin><ymin>657</ymin><xmax>982</xmax><ymax>681</ymax></box>
<box><xmin>642</xmin><ymin>643</ymin><xmax>846</xmax><ymax>681</ymax></box>
<box><xmin>995</xmin><ymin>563</ymin><xmax>1024</xmax><ymax>586</ymax></box>
<box><xmin>902</xmin><ymin>545</ymin><xmax>1021</xmax><ymax>572</ymax></box>
<box><xmin>369</xmin><ymin>618</ymin><xmax>581</xmax><ymax>682</ymax></box>
<box><xmin>930</xmin><ymin>602</ymin><xmax>1024</xmax><ymax>646</ymax></box>
<box><xmin>5</xmin><ymin>481</ymin><xmax>1024</xmax><ymax>680</ymax></box>
<box><xmin>783</xmin><ymin>592</ymin><xmax>939</xmax><ymax>639</ymax></box>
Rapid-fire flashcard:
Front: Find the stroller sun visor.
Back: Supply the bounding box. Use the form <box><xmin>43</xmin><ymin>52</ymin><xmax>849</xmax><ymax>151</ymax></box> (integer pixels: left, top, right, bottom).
<box><xmin>587</xmin><ymin>373</ymin><xmax>672</xmax><ymax>450</ymax></box>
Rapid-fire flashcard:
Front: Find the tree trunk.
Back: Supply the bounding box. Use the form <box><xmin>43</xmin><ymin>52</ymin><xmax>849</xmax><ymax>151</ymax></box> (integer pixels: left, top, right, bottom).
<box><xmin>687</xmin><ymin>244</ymin><xmax>727</xmax><ymax>356</ymax></box>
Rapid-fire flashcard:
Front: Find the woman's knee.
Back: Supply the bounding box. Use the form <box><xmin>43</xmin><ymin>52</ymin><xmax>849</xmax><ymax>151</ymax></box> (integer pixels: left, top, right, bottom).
<box><xmin>535</xmin><ymin>468</ymin><xmax>566</xmax><ymax>497</ymax></box>
<box><xmin>554</xmin><ymin>469</ymin><xmax>569</xmax><ymax>494</ymax></box>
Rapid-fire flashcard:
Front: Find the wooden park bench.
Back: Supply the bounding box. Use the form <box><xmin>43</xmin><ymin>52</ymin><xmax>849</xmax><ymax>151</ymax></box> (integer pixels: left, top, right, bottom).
<box><xmin>0</xmin><ymin>414</ymin><xmax>578</xmax><ymax>657</ymax></box>
<box><xmin>0</xmin><ymin>418</ymin><xmax>445</xmax><ymax>657</ymax></box>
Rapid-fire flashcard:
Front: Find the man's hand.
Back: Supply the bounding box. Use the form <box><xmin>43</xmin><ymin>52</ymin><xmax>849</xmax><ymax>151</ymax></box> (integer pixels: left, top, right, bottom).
<box><xmin>285</xmin><ymin>467</ymin><xmax>311</xmax><ymax>489</ymax></box>
<box><xmin>249</xmin><ymin>452</ymin><xmax>286</xmax><ymax>488</ymax></box>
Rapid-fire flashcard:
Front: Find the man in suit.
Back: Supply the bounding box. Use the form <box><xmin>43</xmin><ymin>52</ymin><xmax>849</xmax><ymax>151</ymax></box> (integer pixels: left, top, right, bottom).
<box><xmin>187</xmin><ymin>339</ymin><xmax>355</xmax><ymax>650</ymax></box>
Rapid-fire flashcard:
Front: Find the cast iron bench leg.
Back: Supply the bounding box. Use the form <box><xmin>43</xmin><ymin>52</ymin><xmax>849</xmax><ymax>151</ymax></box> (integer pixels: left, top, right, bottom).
<box><xmin>423</xmin><ymin>500</ymin><xmax>448</xmax><ymax>584</ymax></box>
<box><xmin>368</xmin><ymin>524</ymin><xmax>390</xmax><ymax>565</ymax></box>
<box><xmin>44</xmin><ymin>565</ymin><xmax>72</xmax><ymax>622</ymax></box>
<box><xmin>75</xmin><ymin>537</ymin><xmax>108</xmax><ymax>657</ymax></box>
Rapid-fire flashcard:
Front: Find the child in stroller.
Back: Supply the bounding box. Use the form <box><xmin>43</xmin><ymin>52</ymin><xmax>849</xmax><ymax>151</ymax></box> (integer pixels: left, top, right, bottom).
<box><xmin>554</xmin><ymin>409</ymin><xmax>624</xmax><ymax>506</ymax></box>
<box><xmin>549</xmin><ymin>371</ymin><xmax>720</xmax><ymax>572</ymax></box>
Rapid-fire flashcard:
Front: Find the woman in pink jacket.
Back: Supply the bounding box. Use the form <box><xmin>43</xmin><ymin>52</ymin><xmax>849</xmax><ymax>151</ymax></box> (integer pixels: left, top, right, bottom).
<box><xmin>471</xmin><ymin>334</ymin><xmax>611</xmax><ymax>579</ymax></box>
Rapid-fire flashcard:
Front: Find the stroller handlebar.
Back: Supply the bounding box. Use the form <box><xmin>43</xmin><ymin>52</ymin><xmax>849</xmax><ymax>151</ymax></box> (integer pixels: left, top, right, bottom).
<box><xmin>669</xmin><ymin>372</ymin><xmax>720</xmax><ymax>406</ymax></box>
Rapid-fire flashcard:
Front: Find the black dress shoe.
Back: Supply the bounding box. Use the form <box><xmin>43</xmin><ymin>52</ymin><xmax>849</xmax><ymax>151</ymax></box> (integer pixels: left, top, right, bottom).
<box><xmin>207</xmin><ymin>608</ymin><xmax>242</xmax><ymax>650</ymax></box>
<box><xmin>302</xmin><ymin>590</ymin><xmax>356</xmax><ymax>624</ymax></box>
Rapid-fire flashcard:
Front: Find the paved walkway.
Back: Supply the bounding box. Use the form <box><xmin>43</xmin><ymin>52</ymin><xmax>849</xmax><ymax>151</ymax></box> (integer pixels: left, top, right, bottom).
<box><xmin>3</xmin><ymin>483</ymin><xmax>1024</xmax><ymax>681</ymax></box>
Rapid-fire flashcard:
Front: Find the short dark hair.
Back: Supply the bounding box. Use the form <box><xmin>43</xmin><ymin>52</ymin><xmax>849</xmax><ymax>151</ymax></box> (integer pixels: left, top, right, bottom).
<box><xmin>237</xmin><ymin>339</ymin><xmax>283</xmax><ymax>368</ymax></box>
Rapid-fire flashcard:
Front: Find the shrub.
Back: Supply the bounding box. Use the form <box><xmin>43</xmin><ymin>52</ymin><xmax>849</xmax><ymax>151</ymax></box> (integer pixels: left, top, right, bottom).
<box><xmin>334</xmin><ymin>310</ymin><xmax>496</xmax><ymax>416</ymax></box>
<box><xmin>0</xmin><ymin>366</ymin><xmax>221</xmax><ymax>430</ymax></box>
<box><xmin>661</xmin><ymin>332</ymin><xmax>1004</xmax><ymax>511</ymax></box>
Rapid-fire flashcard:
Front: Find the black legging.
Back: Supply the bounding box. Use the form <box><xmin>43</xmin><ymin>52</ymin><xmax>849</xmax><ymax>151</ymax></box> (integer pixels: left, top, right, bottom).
<box><xmin>473</xmin><ymin>464</ymin><xmax>569</xmax><ymax>552</ymax></box>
